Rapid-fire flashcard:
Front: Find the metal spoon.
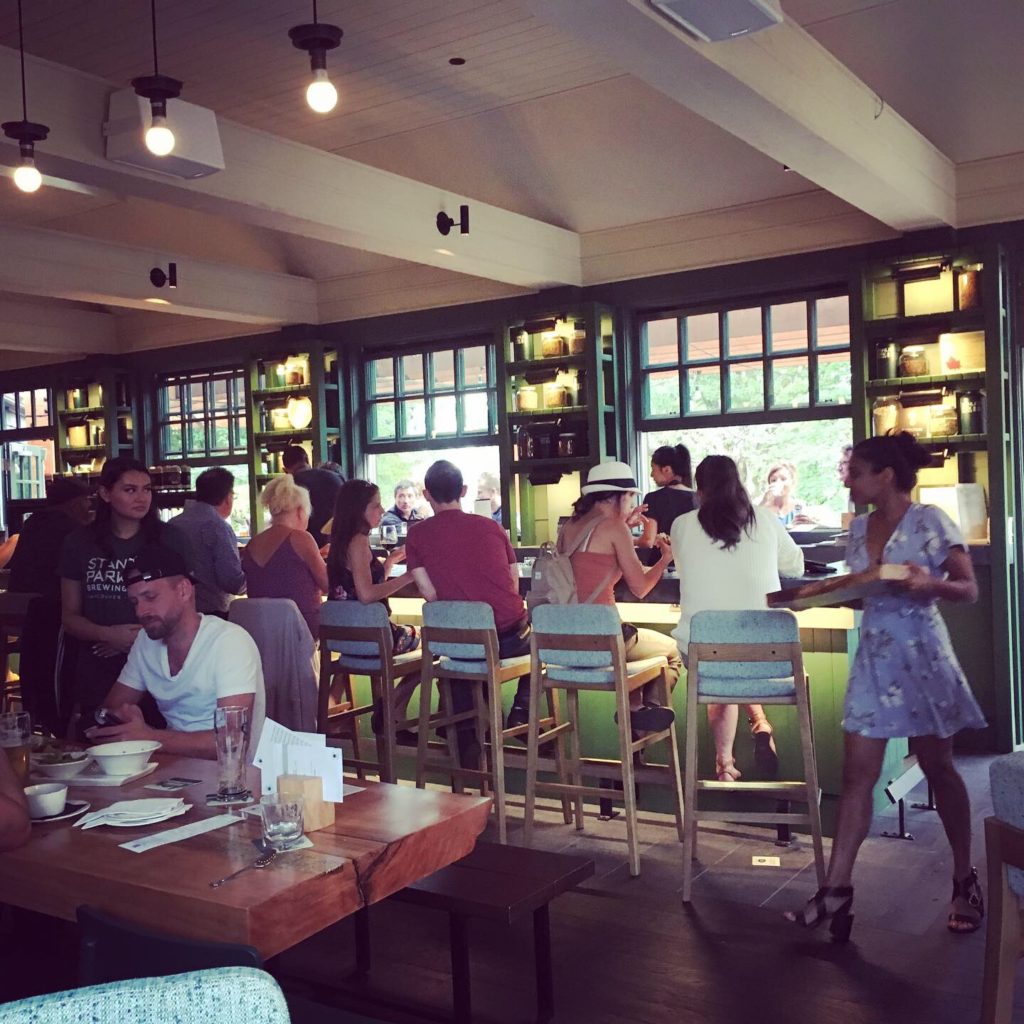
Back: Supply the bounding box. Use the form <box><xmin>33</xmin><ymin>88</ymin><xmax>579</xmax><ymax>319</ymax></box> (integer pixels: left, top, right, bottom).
<box><xmin>209</xmin><ymin>849</ymin><xmax>277</xmax><ymax>888</ymax></box>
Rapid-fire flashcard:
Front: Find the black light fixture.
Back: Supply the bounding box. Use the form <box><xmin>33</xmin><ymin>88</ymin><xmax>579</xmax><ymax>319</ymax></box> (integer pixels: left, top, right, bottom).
<box><xmin>150</xmin><ymin>262</ymin><xmax>177</xmax><ymax>289</ymax></box>
<box><xmin>2</xmin><ymin>0</ymin><xmax>48</xmax><ymax>194</ymax></box>
<box><xmin>289</xmin><ymin>1</ymin><xmax>343</xmax><ymax>114</ymax></box>
<box><xmin>132</xmin><ymin>0</ymin><xmax>182</xmax><ymax>156</ymax></box>
<box><xmin>436</xmin><ymin>204</ymin><xmax>470</xmax><ymax>237</ymax></box>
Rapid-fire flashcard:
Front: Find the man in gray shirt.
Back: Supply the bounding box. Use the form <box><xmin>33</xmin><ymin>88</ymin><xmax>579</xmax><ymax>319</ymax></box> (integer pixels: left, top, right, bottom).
<box><xmin>166</xmin><ymin>468</ymin><xmax>246</xmax><ymax>617</ymax></box>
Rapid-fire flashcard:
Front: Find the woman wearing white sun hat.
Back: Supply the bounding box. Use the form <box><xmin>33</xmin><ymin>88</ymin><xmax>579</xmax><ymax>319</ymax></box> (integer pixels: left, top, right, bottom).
<box><xmin>556</xmin><ymin>460</ymin><xmax>681</xmax><ymax>731</ymax></box>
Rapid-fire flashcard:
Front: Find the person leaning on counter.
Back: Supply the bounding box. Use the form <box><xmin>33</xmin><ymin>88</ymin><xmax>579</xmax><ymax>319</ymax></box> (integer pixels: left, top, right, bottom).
<box><xmin>86</xmin><ymin>545</ymin><xmax>265</xmax><ymax>758</ymax></box>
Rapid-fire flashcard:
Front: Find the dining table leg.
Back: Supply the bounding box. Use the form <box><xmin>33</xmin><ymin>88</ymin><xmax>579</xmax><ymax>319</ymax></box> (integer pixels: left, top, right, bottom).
<box><xmin>449</xmin><ymin>912</ymin><xmax>472</xmax><ymax>1024</ymax></box>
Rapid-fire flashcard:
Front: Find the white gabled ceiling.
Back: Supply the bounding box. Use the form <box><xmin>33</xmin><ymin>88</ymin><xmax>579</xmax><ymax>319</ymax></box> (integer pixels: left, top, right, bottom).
<box><xmin>0</xmin><ymin>0</ymin><xmax>1022</xmax><ymax>355</ymax></box>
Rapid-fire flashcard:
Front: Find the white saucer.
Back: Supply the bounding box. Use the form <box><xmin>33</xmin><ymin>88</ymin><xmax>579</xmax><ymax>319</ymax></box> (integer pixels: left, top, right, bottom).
<box><xmin>102</xmin><ymin>806</ymin><xmax>190</xmax><ymax>828</ymax></box>
<box><xmin>31</xmin><ymin>800</ymin><xmax>91</xmax><ymax>824</ymax></box>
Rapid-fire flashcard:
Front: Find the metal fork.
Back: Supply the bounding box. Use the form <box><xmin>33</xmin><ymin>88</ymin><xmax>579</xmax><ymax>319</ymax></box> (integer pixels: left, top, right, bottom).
<box><xmin>209</xmin><ymin>849</ymin><xmax>277</xmax><ymax>888</ymax></box>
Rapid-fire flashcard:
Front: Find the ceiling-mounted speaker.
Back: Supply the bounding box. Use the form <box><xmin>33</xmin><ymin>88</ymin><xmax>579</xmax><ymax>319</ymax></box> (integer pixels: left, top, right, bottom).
<box><xmin>645</xmin><ymin>0</ymin><xmax>783</xmax><ymax>42</ymax></box>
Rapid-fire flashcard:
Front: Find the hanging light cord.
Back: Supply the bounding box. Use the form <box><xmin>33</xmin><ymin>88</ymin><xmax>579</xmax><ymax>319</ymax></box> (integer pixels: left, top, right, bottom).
<box><xmin>150</xmin><ymin>0</ymin><xmax>160</xmax><ymax>75</ymax></box>
<box><xmin>313</xmin><ymin>0</ymin><xmax>319</xmax><ymax>25</ymax></box>
<box><xmin>16</xmin><ymin>0</ymin><xmax>27</xmax><ymax>121</ymax></box>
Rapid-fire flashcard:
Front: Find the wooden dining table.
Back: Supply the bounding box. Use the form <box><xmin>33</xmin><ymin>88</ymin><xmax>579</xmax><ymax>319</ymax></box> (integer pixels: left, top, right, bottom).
<box><xmin>0</xmin><ymin>756</ymin><xmax>491</xmax><ymax>958</ymax></box>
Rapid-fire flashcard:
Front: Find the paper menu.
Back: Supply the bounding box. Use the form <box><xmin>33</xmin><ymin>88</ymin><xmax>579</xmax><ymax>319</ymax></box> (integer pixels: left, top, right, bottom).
<box><xmin>252</xmin><ymin>718</ymin><xmax>344</xmax><ymax>801</ymax></box>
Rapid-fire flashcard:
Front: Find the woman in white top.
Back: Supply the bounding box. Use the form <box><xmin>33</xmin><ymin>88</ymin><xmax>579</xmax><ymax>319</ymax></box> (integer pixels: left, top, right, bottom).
<box><xmin>671</xmin><ymin>455</ymin><xmax>804</xmax><ymax>781</ymax></box>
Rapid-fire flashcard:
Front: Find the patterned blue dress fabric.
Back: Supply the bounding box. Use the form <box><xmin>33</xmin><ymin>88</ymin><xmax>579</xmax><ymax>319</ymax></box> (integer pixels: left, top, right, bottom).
<box><xmin>843</xmin><ymin>503</ymin><xmax>986</xmax><ymax>739</ymax></box>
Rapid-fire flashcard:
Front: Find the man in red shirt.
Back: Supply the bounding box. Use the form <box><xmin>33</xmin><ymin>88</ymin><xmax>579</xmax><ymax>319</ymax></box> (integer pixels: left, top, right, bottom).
<box><xmin>406</xmin><ymin>460</ymin><xmax>531</xmax><ymax>736</ymax></box>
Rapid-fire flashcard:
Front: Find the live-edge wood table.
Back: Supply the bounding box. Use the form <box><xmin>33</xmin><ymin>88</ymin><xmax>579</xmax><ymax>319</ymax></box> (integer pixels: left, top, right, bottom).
<box><xmin>0</xmin><ymin>756</ymin><xmax>491</xmax><ymax>959</ymax></box>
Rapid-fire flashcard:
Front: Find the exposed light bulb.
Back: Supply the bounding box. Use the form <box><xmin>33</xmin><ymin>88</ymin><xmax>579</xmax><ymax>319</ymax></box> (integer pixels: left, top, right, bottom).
<box><xmin>145</xmin><ymin>113</ymin><xmax>175</xmax><ymax>156</ymax></box>
<box><xmin>306</xmin><ymin>68</ymin><xmax>338</xmax><ymax>113</ymax></box>
<box><xmin>13</xmin><ymin>158</ymin><xmax>41</xmax><ymax>193</ymax></box>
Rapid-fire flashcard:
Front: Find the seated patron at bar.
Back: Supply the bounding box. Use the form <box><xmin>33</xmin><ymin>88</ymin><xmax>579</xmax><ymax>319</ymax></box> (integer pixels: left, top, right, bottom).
<box><xmin>282</xmin><ymin>446</ymin><xmax>344</xmax><ymax>548</ymax></box>
<box><xmin>758</xmin><ymin>460</ymin><xmax>816</xmax><ymax>527</ymax></box>
<box><xmin>380</xmin><ymin>479</ymin><xmax>425</xmax><ymax>531</ymax></box>
<box><xmin>86</xmin><ymin>545</ymin><xmax>265</xmax><ymax>758</ymax></box>
<box><xmin>559</xmin><ymin>461</ymin><xmax>680</xmax><ymax>732</ymax></box>
<box><xmin>167</xmin><ymin>468</ymin><xmax>246</xmax><ymax>618</ymax></box>
<box><xmin>406</xmin><ymin>460</ymin><xmax>532</xmax><ymax>731</ymax></box>
<box><xmin>243</xmin><ymin>476</ymin><xmax>328</xmax><ymax>640</ymax></box>
<box><xmin>671</xmin><ymin>455</ymin><xmax>804</xmax><ymax>781</ymax></box>
<box><xmin>7</xmin><ymin>477</ymin><xmax>93</xmax><ymax>601</ymax></box>
<box><xmin>476</xmin><ymin>472</ymin><xmax>503</xmax><ymax>523</ymax></box>
<box><xmin>0</xmin><ymin>744</ymin><xmax>30</xmax><ymax>850</ymax></box>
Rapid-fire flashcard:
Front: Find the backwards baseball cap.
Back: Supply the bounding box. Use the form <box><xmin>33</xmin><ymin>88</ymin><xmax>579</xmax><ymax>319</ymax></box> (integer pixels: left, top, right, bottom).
<box><xmin>580</xmin><ymin>460</ymin><xmax>640</xmax><ymax>496</ymax></box>
<box><xmin>123</xmin><ymin>545</ymin><xmax>195</xmax><ymax>587</ymax></box>
<box><xmin>46</xmin><ymin>477</ymin><xmax>90</xmax><ymax>506</ymax></box>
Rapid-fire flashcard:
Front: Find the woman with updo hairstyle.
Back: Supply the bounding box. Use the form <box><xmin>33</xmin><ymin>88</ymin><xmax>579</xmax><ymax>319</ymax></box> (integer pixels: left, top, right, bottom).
<box><xmin>243</xmin><ymin>475</ymin><xmax>328</xmax><ymax>638</ymax></box>
<box><xmin>640</xmin><ymin>444</ymin><xmax>696</xmax><ymax>542</ymax></box>
<box><xmin>786</xmin><ymin>432</ymin><xmax>986</xmax><ymax>942</ymax></box>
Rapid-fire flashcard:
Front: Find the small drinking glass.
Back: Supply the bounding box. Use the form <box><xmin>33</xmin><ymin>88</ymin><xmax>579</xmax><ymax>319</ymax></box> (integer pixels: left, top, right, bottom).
<box><xmin>0</xmin><ymin>711</ymin><xmax>31</xmax><ymax>786</ymax></box>
<box><xmin>380</xmin><ymin>524</ymin><xmax>398</xmax><ymax>550</ymax></box>
<box><xmin>214</xmin><ymin>706</ymin><xmax>250</xmax><ymax>799</ymax></box>
<box><xmin>259</xmin><ymin>795</ymin><xmax>304</xmax><ymax>851</ymax></box>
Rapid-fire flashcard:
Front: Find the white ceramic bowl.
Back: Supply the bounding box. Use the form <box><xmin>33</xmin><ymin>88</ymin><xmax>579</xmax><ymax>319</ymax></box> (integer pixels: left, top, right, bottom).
<box><xmin>31</xmin><ymin>752</ymin><xmax>92</xmax><ymax>780</ymax></box>
<box><xmin>85</xmin><ymin>740</ymin><xmax>161</xmax><ymax>776</ymax></box>
<box><xmin>24</xmin><ymin>782</ymin><xmax>68</xmax><ymax>819</ymax></box>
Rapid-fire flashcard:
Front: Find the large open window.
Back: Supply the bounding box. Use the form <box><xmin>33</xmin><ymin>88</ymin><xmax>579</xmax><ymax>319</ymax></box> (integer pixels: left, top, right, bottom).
<box><xmin>157</xmin><ymin>369</ymin><xmax>248</xmax><ymax>460</ymax></box>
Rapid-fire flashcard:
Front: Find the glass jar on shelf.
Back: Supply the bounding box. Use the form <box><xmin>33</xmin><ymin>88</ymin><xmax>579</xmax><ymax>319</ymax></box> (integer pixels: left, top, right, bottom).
<box><xmin>515</xmin><ymin>385</ymin><xmax>539</xmax><ymax>412</ymax></box>
<box><xmin>898</xmin><ymin>345</ymin><xmax>930</xmax><ymax>377</ymax></box>
<box><xmin>516</xmin><ymin>425</ymin><xmax>535</xmax><ymax>461</ymax></box>
<box><xmin>542</xmin><ymin>381</ymin><xmax>571</xmax><ymax>409</ymax></box>
<box><xmin>540</xmin><ymin>334</ymin><xmax>565</xmax><ymax>359</ymax></box>
<box><xmin>871</xmin><ymin>397</ymin><xmax>899</xmax><ymax>437</ymax></box>
<box><xmin>512</xmin><ymin>331</ymin><xmax>530</xmax><ymax>362</ymax></box>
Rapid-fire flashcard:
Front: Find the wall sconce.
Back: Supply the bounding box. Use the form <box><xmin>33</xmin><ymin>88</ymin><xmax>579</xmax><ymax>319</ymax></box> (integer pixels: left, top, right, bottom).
<box><xmin>436</xmin><ymin>204</ymin><xmax>469</xmax><ymax>236</ymax></box>
<box><xmin>149</xmin><ymin>262</ymin><xmax>177</xmax><ymax>288</ymax></box>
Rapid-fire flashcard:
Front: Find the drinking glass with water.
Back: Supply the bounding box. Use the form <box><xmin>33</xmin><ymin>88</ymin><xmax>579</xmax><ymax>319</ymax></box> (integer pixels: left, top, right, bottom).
<box><xmin>213</xmin><ymin>706</ymin><xmax>250</xmax><ymax>799</ymax></box>
<box><xmin>259</xmin><ymin>795</ymin><xmax>304</xmax><ymax>851</ymax></box>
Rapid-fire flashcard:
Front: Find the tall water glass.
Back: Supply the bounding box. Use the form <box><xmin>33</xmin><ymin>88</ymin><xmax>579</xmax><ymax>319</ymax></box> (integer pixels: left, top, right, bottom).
<box><xmin>0</xmin><ymin>711</ymin><xmax>31</xmax><ymax>786</ymax></box>
<box><xmin>213</xmin><ymin>706</ymin><xmax>249</xmax><ymax>798</ymax></box>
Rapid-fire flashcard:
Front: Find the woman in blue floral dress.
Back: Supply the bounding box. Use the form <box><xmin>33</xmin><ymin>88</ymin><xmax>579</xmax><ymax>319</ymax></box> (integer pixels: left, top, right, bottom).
<box><xmin>786</xmin><ymin>432</ymin><xmax>985</xmax><ymax>942</ymax></box>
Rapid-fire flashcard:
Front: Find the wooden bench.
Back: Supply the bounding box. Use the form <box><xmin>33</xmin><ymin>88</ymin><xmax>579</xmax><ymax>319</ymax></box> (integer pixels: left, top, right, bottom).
<box><xmin>357</xmin><ymin>842</ymin><xmax>594</xmax><ymax>1023</ymax></box>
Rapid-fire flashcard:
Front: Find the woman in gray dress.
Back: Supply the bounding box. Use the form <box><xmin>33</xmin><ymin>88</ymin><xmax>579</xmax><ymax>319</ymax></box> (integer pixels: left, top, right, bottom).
<box><xmin>786</xmin><ymin>432</ymin><xmax>985</xmax><ymax>942</ymax></box>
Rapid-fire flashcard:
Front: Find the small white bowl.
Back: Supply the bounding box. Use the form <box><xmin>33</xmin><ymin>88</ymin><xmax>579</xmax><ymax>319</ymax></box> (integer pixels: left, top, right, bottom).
<box><xmin>31</xmin><ymin>753</ymin><xmax>92</xmax><ymax>781</ymax></box>
<box><xmin>24</xmin><ymin>783</ymin><xmax>68</xmax><ymax>819</ymax></box>
<box><xmin>85</xmin><ymin>740</ymin><xmax>162</xmax><ymax>776</ymax></box>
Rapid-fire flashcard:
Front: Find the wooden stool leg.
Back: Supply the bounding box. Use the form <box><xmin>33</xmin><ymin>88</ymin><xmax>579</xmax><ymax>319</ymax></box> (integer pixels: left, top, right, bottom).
<box><xmin>796</xmin><ymin>681</ymin><xmax>825</xmax><ymax>887</ymax></box>
<box><xmin>488</xmin><ymin>675</ymin><xmax>507</xmax><ymax>844</ymax></box>
<box><xmin>982</xmin><ymin>824</ymin><xmax>1022</xmax><ymax>1024</ymax></box>
<box><xmin>567</xmin><ymin>689</ymin><xmax>584</xmax><ymax>831</ymax></box>
<box><xmin>682</xmin><ymin>685</ymin><xmax>701</xmax><ymax>901</ymax></box>
<box><xmin>440</xmin><ymin>680</ymin><xmax>464</xmax><ymax>794</ymax></box>
<box><xmin>616</xmin><ymin>680</ymin><xmax>641</xmax><ymax>877</ymax></box>
<box><xmin>533</xmin><ymin>903</ymin><xmax>554</xmax><ymax>1024</ymax></box>
<box><xmin>472</xmin><ymin>682</ymin><xmax>489</xmax><ymax>797</ymax></box>
<box><xmin>546</xmin><ymin>688</ymin><xmax>572</xmax><ymax>825</ymax></box>
<box><xmin>415</xmin><ymin>669</ymin><xmax>433</xmax><ymax>789</ymax></box>
<box><xmin>343</xmin><ymin>673</ymin><xmax>366</xmax><ymax>781</ymax></box>
<box><xmin>523</xmin><ymin>663</ymin><xmax>543</xmax><ymax>846</ymax></box>
<box><xmin>659</xmin><ymin>668</ymin><xmax>685</xmax><ymax>843</ymax></box>
<box><xmin>377</xmin><ymin>672</ymin><xmax>397</xmax><ymax>785</ymax></box>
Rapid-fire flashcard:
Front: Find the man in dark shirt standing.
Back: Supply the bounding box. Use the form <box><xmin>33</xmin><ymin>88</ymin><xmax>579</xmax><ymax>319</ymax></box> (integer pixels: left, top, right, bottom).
<box><xmin>282</xmin><ymin>446</ymin><xmax>344</xmax><ymax>548</ymax></box>
<box><xmin>8</xmin><ymin>477</ymin><xmax>92</xmax><ymax>600</ymax></box>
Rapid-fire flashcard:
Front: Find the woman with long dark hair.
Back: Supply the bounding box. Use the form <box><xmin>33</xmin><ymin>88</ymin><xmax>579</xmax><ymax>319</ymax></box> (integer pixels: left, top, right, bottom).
<box><xmin>642</xmin><ymin>444</ymin><xmax>696</xmax><ymax>536</ymax></box>
<box><xmin>59</xmin><ymin>457</ymin><xmax>186</xmax><ymax>725</ymax></box>
<box><xmin>671</xmin><ymin>455</ymin><xmax>804</xmax><ymax>780</ymax></box>
<box><xmin>785</xmin><ymin>433</ymin><xmax>985</xmax><ymax>942</ymax></box>
<box><xmin>558</xmin><ymin>461</ymin><xmax>680</xmax><ymax>732</ymax></box>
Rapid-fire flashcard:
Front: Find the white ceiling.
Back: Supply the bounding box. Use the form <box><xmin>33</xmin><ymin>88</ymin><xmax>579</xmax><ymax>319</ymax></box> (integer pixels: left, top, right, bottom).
<box><xmin>0</xmin><ymin>0</ymin><xmax>1022</xmax><ymax>354</ymax></box>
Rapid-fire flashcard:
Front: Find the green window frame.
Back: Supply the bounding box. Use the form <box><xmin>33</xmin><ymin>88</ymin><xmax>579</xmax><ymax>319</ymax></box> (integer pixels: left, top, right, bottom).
<box><xmin>363</xmin><ymin>339</ymin><xmax>497</xmax><ymax>450</ymax></box>
<box><xmin>157</xmin><ymin>369</ymin><xmax>248</xmax><ymax>460</ymax></box>
<box><xmin>1</xmin><ymin>389</ymin><xmax>50</xmax><ymax>431</ymax></box>
<box><xmin>638</xmin><ymin>292</ymin><xmax>852</xmax><ymax>428</ymax></box>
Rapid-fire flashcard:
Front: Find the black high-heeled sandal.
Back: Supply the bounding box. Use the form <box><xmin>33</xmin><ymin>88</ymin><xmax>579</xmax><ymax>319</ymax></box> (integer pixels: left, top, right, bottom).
<box><xmin>784</xmin><ymin>886</ymin><xmax>855</xmax><ymax>943</ymax></box>
<box><xmin>948</xmin><ymin>867</ymin><xmax>984</xmax><ymax>934</ymax></box>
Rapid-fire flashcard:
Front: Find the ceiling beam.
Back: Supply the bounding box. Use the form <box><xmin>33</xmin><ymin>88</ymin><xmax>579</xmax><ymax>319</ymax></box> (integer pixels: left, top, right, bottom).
<box><xmin>524</xmin><ymin>0</ymin><xmax>957</xmax><ymax>231</ymax></box>
<box><xmin>0</xmin><ymin>297</ymin><xmax>117</xmax><ymax>353</ymax></box>
<box><xmin>0</xmin><ymin>223</ymin><xmax>317</xmax><ymax>324</ymax></box>
<box><xmin>0</xmin><ymin>46</ymin><xmax>580</xmax><ymax>289</ymax></box>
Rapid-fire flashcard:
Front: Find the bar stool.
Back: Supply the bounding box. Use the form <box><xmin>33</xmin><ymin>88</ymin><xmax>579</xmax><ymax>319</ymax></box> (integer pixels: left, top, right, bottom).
<box><xmin>318</xmin><ymin>601</ymin><xmax>423</xmax><ymax>784</ymax></box>
<box><xmin>682</xmin><ymin>609</ymin><xmax>825</xmax><ymax>901</ymax></box>
<box><xmin>523</xmin><ymin>604</ymin><xmax>685</xmax><ymax>877</ymax></box>
<box><xmin>415</xmin><ymin>600</ymin><xmax>565</xmax><ymax>844</ymax></box>
<box><xmin>981</xmin><ymin>752</ymin><xmax>1024</xmax><ymax>1024</ymax></box>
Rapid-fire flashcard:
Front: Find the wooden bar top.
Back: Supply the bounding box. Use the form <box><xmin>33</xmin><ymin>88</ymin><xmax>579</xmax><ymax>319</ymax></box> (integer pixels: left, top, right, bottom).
<box><xmin>0</xmin><ymin>756</ymin><xmax>491</xmax><ymax>958</ymax></box>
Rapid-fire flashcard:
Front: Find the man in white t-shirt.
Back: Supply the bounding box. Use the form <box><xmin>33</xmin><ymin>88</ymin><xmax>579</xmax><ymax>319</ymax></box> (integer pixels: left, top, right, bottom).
<box><xmin>86</xmin><ymin>545</ymin><xmax>265</xmax><ymax>759</ymax></box>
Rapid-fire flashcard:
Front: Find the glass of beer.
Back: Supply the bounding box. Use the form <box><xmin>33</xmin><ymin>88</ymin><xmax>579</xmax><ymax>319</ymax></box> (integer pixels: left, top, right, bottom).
<box><xmin>0</xmin><ymin>711</ymin><xmax>31</xmax><ymax>786</ymax></box>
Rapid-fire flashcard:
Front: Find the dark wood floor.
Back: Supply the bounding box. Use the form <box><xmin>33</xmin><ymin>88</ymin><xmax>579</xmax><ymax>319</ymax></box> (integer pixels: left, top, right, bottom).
<box><xmin>1</xmin><ymin>754</ymin><xmax>1019</xmax><ymax>1023</ymax></box>
<box><xmin>276</xmin><ymin>753</ymin><xmax>1019</xmax><ymax>1024</ymax></box>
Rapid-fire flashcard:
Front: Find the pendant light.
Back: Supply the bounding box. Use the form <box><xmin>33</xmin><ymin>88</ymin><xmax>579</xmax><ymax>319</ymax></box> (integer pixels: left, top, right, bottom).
<box><xmin>132</xmin><ymin>0</ymin><xmax>182</xmax><ymax>156</ymax></box>
<box><xmin>2</xmin><ymin>0</ymin><xmax>49</xmax><ymax>193</ymax></box>
<box><xmin>289</xmin><ymin>1</ymin><xmax>343</xmax><ymax>114</ymax></box>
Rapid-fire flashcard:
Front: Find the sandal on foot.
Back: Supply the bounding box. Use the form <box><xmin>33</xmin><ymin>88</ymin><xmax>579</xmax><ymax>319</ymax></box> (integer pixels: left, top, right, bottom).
<box><xmin>784</xmin><ymin>886</ymin><xmax>855</xmax><ymax>943</ymax></box>
<box><xmin>715</xmin><ymin>758</ymin><xmax>742</xmax><ymax>783</ymax></box>
<box><xmin>615</xmin><ymin>703</ymin><xmax>675</xmax><ymax>733</ymax></box>
<box><xmin>749</xmin><ymin>717</ymin><xmax>779</xmax><ymax>775</ymax></box>
<box><xmin>948</xmin><ymin>867</ymin><xmax>984</xmax><ymax>934</ymax></box>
